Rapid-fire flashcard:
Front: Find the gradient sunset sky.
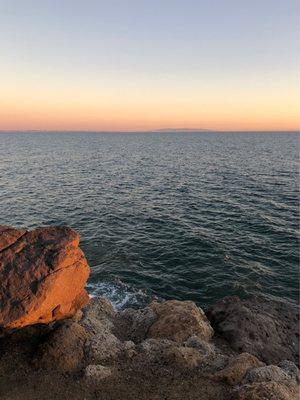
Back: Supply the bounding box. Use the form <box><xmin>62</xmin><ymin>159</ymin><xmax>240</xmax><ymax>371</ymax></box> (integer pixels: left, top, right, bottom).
<box><xmin>0</xmin><ymin>0</ymin><xmax>299</xmax><ymax>131</ymax></box>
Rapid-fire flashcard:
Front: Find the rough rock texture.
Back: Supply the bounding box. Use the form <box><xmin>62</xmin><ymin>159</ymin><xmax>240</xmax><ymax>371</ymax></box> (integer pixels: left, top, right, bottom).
<box><xmin>81</xmin><ymin>297</ymin><xmax>116</xmax><ymax>335</ymax></box>
<box><xmin>148</xmin><ymin>300</ymin><xmax>214</xmax><ymax>342</ymax></box>
<box><xmin>245</xmin><ymin>365</ymin><xmax>291</xmax><ymax>384</ymax></box>
<box><xmin>235</xmin><ymin>382</ymin><xmax>299</xmax><ymax>400</ymax></box>
<box><xmin>0</xmin><ymin>226</ymin><xmax>27</xmax><ymax>251</ymax></box>
<box><xmin>0</xmin><ymin>226</ymin><xmax>90</xmax><ymax>332</ymax></box>
<box><xmin>85</xmin><ymin>331</ymin><xmax>123</xmax><ymax>363</ymax></box>
<box><xmin>0</xmin><ymin>294</ymin><xmax>298</xmax><ymax>400</ymax></box>
<box><xmin>212</xmin><ymin>353</ymin><xmax>264</xmax><ymax>385</ymax></box>
<box><xmin>139</xmin><ymin>338</ymin><xmax>174</xmax><ymax>362</ymax></box>
<box><xmin>84</xmin><ymin>364</ymin><xmax>112</xmax><ymax>383</ymax></box>
<box><xmin>207</xmin><ymin>295</ymin><xmax>299</xmax><ymax>365</ymax></box>
<box><xmin>162</xmin><ymin>345</ymin><xmax>205</xmax><ymax>369</ymax></box>
<box><xmin>117</xmin><ymin>307</ymin><xmax>156</xmax><ymax>342</ymax></box>
<box><xmin>278</xmin><ymin>360</ymin><xmax>300</xmax><ymax>383</ymax></box>
<box><xmin>184</xmin><ymin>335</ymin><xmax>215</xmax><ymax>355</ymax></box>
<box><xmin>36</xmin><ymin>320</ymin><xmax>89</xmax><ymax>372</ymax></box>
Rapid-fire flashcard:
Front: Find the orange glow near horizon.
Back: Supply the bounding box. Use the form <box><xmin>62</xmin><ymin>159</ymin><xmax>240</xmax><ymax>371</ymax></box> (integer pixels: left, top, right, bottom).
<box><xmin>1</xmin><ymin>62</ymin><xmax>299</xmax><ymax>131</ymax></box>
<box><xmin>1</xmin><ymin>69</ymin><xmax>300</xmax><ymax>132</ymax></box>
<box><xmin>1</xmin><ymin>85</ymin><xmax>299</xmax><ymax>132</ymax></box>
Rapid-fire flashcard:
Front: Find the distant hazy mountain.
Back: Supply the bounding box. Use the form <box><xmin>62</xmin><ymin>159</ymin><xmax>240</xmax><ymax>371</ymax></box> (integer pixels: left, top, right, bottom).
<box><xmin>148</xmin><ymin>128</ymin><xmax>212</xmax><ymax>133</ymax></box>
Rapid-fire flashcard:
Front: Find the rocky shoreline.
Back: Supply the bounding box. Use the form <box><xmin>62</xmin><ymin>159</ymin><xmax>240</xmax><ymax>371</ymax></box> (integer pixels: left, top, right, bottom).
<box><xmin>0</xmin><ymin>226</ymin><xmax>299</xmax><ymax>399</ymax></box>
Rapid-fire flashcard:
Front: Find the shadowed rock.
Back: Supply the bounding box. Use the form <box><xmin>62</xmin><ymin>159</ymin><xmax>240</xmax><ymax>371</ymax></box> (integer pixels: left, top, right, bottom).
<box><xmin>207</xmin><ymin>295</ymin><xmax>299</xmax><ymax>366</ymax></box>
<box><xmin>234</xmin><ymin>382</ymin><xmax>299</xmax><ymax>400</ymax></box>
<box><xmin>0</xmin><ymin>225</ymin><xmax>90</xmax><ymax>332</ymax></box>
<box><xmin>0</xmin><ymin>226</ymin><xmax>27</xmax><ymax>252</ymax></box>
<box><xmin>36</xmin><ymin>320</ymin><xmax>89</xmax><ymax>372</ymax></box>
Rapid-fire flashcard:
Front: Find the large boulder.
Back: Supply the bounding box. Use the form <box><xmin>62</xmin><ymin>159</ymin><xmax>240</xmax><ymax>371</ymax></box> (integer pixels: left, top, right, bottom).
<box><xmin>207</xmin><ymin>295</ymin><xmax>299</xmax><ymax>365</ymax></box>
<box><xmin>148</xmin><ymin>300</ymin><xmax>214</xmax><ymax>343</ymax></box>
<box><xmin>0</xmin><ymin>226</ymin><xmax>90</xmax><ymax>332</ymax></box>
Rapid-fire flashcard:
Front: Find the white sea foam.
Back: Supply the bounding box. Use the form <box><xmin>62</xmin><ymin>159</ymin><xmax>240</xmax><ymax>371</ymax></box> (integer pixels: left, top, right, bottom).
<box><xmin>86</xmin><ymin>279</ymin><xmax>151</xmax><ymax>309</ymax></box>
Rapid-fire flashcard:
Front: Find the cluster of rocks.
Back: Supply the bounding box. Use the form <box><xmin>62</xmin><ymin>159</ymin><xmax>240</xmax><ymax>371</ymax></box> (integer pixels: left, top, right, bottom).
<box><xmin>31</xmin><ymin>296</ymin><xmax>298</xmax><ymax>399</ymax></box>
<box><xmin>0</xmin><ymin>226</ymin><xmax>299</xmax><ymax>400</ymax></box>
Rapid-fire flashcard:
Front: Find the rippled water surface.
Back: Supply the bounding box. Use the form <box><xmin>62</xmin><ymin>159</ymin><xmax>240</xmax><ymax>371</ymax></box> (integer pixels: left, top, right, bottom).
<box><xmin>0</xmin><ymin>132</ymin><xmax>299</xmax><ymax>308</ymax></box>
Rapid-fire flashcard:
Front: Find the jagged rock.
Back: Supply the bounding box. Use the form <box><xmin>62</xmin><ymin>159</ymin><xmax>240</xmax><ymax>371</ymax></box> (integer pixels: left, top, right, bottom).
<box><xmin>81</xmin><ymin>297</ymin><xmax>116</xmax><ymax>335</ymax></box>
<box><xmin>184</xmin><ymin>335</ymin><xmax>215</xmax><ymax>356</ymax></box>
<box><xmin>0</xmin><ymin>226</ymin><xmax>26</xmax><ymax>251</ymax></box>
<box><xmin>212</xmin><ymin>353</ymin><xmax>264</xmax><ymax>385</ymax></box>
<box><xmin>122</xmin><ymin>340</ymin><xmax>137</xmax><ymax>358</ymax></box>
<box><xmin>207</xmin><ymin>354</ymin><xmax>230</xmax><ymax>372</ymax></box>
<box><xmin>245</xmin><ymin>365</ymin><xmax>291</xmax><ymax>384</ymax></box>
<box><xmin>36</xmin><ymin>320</ymin><xmax>89</xmax><ymax>372</ymax></box>
<box><xmin>85</xmin><ymin>331</ymin><xmax>123</xmax><ymax>363</ymax></box>
<box><xmin>234</xmin><ymin>382</ymin><xmax>299</xmax><ymax>400</ymax></box>
<box><xmin>139</xmin><ymin>338</ymin><xmax>174</xmax><ymax>362</ymax></box>
<box><xmin>84</xmin><ymin>364</ymin><xmax>112</xmax><ymax>382</ymax></box>
<box><xmin>72</xmin><ymin>310</ymin><xmax>83</xmax><ymax>322</ymax></box>
<box><xmin>117</xmin><ymin>307</ymin><xmax>157</xmax><ymax>342</ymax></box>
<box><xmin>138</xmin><ymin>338</ymin><xmax>205</xmax><ymax>370</ymax></box>
<box><xmin>278</xmin><ymin>360</ymin><xmax>300</xmax><ymax>383</ymax></box>
<box><xmin>207</xmin><ymin>295</ymin><xmax>299</xmax><ymax>365</ymax></box>
<box><xmin>0</xmin><ymin>226</ymin><xmax>90</xmax><ymax>332</ymax></box>
<box><xmin>148</xmin><ymin>300</ymin><xmax>214</xmax><ymax>343</ymax></box>
<box><xmin>162</xmin><ymin>345</ymin><xmax>204</xmax><ymax>369</ymax></box>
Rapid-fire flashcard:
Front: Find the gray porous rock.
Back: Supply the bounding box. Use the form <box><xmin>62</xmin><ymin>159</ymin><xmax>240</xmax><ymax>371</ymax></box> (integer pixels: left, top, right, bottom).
<box><xmin>85</xmin><ymin>331</ymin><xmax>123</xmax><ymax>363</ymax></box>
<box><xmin>234</xmin><ymin>382</ymin><xmax>299</xmax><ymax>400</ymax></box>
<box><xmin>278</xmin><ymin>360</ymin><xmax>300</xmax><ymax>383</ymax></box>
<box><xmin>207</xmin><ymin>295</ymin><xmax>299</xmax><ymax>366</ymax></box>
<box><xmin>80</xmin><ymin>297</ymin><xmax>116</xmax><ymax>335</ymax></box>
<box><xmin>138</xmin><ymin>338</ymin><xmax>204</xmax><ymax>370</ymax></box>
<box><xmin>117</xmin><ymin>307</ymin><xmax>157</xmax><ymax>343</ymax></box>
<box><xmin>245</xmin><ymin>365</ymin><xmax>291</xmax><ymax>384</ymax></box>
<box><xmin>184</xmin><ymin>335</ymin><xmax>215</xmax><ymax>356</ymax></box>
<box><xmin>84</xmin><ymin>364</ymin><xmax>112</xmax><ymax>383</ymax></box>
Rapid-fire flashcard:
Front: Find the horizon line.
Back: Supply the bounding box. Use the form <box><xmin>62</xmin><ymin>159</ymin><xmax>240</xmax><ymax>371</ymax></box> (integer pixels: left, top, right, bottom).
<box><xmin>0</xmin><ymin>129</ymin><xmax>299</xmax><ymax>134</ymax></box>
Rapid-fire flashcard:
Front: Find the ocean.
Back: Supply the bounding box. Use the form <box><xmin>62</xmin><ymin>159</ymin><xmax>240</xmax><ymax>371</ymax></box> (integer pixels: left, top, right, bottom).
<box><xmin>0</xmin><ymin>131</ymin><xmax>299</xmax><ymax>308</ymax></box>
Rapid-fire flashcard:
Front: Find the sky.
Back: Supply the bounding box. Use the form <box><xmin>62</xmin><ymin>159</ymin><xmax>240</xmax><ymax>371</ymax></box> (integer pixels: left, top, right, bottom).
<box><xmin>0</xmin><ymin>0</ymin><xmax>299</xmax><ymax>131</ymax></box>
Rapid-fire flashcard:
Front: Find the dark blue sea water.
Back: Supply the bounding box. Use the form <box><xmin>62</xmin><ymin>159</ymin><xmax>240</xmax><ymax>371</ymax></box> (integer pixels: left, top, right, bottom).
<box><xmin>0</xmin><ymin>132</ymin><xmax>299</xmax><ymax>308</ymax></box>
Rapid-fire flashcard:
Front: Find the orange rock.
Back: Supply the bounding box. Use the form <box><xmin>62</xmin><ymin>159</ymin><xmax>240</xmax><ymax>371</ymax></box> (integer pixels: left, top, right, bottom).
<box><xmin>0</xmin><ymin>226</ymin><xmax>90</xmax><ymax>332</ymax></box>
<box><xmin>0</xmin><ymin>225</ymin><xmax>26</xmax><ymax>251</ymax></box>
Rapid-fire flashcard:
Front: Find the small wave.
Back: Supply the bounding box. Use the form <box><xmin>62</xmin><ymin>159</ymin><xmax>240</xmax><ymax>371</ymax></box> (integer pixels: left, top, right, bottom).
<box><xmin>86</xmin><ymin>278</ymin><xmax>152</xmax><ymax>309</ymax></box>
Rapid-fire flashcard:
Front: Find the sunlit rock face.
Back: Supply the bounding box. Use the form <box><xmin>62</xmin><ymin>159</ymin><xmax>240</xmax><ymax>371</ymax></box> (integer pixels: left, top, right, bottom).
<box><xmin>0</xmin><ymin>225</ymin><xmax>90</xmax><ymax>332</ymax></box>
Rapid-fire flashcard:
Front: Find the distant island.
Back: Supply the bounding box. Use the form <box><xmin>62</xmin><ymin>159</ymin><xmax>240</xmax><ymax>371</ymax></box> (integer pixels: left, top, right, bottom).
<box><xmin>148</xmin><ymin>128</ymin><xmax>212</xmax><ymax>133</ymax></box>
